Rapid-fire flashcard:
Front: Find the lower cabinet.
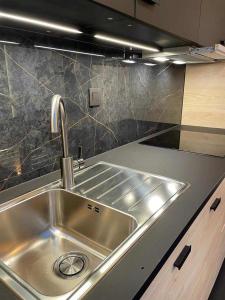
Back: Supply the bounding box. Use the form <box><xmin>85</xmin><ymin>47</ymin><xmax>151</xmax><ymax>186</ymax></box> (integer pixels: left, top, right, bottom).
<box><xmin>142</xmin><ymin>178</ymin><xmax>225</xmax><ymax>300</ymax></box>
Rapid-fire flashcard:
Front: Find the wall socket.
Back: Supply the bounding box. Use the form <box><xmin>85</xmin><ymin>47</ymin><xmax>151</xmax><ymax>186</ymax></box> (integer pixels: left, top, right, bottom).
<box><xmin>89</xmin><ymin>88</ymin><xmax>102</xmax><ymax>107</ymax></box>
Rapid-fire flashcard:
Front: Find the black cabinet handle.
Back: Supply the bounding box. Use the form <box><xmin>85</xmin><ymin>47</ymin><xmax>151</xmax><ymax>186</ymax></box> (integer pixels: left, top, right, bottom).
<box><xmin>142</xmin><ymin>0</ymin><xmax>160</xmax><ymax>4</ymax></box>
<box><xmin>174</xmin><ymin>245</ymin><xmax>191</xmax><ymax>270</ymax></box>
<box><xmin>210</xmin><ymin>198</ymin><xmax>221</xmax><ymax>211</ymax></box>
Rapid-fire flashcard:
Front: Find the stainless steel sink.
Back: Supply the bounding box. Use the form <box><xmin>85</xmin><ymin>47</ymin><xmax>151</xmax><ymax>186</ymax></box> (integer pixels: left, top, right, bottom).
<box><xmin>0</xmin><ymin>189</ymin><xmax>137</xmax><ymax>297</ymax></box>
<box><xmin>0</xmin><ymin>162</ymin><xmax>189</xmax><ymax>299</ymax></box>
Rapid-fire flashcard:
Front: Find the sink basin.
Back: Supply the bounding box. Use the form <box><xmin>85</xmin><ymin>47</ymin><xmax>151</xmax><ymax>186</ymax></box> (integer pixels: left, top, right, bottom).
<box><xmin>0</xmin><ymin>162</ymin><xmax>188</xmax><ymax>299</ymax></box>
<box><xmin>0</xmin><ymin>189</ymin><xmax>137</xmax><ymax>297</ymax></box>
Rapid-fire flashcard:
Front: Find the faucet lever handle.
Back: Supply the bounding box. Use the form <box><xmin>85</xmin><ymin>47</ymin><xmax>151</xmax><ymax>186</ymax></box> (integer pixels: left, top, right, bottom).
<box><xmin>73</xmin><ymin>145</ymin><xmax>85</xmax><ymax>171</ymax></box>
<box><xmin>78</xmin><ymin>145</ymin><xmax>83</xmax><ymax>160</ymax></box>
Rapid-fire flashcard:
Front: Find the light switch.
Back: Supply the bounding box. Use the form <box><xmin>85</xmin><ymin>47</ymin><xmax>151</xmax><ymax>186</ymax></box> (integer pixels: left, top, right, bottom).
<box><xmin>89</xmin><ymin>88</ymin><xmax>102</xmax><ymax>107</ymax></box>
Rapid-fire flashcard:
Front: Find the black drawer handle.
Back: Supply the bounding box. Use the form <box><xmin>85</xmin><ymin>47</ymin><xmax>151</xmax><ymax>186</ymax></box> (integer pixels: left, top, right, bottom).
<box><xmin>142</xmin><ymin>0</ymin><xmax>159</xmax><ymax>5</ymax></box>
<box><xmin>210</xmin><ymin>198</ymin><xmax>221</xmax><ymax>211</ymax></box>
<box><xmin>174</xmin><ymin>245</ymin><xmax>191</xmax><ymax>270</ymax></box>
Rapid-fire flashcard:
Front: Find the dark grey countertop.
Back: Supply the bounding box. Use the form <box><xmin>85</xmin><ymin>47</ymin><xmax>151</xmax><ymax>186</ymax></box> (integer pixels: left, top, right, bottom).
<box><xmin>84</xmin><ymin>138</ymin><xmax>225</xmax><ymax>300</ymax></box>
<box><xmin>0</xmin><ymin>127</ymin><xmax>224</xmax><ymax>300</ymax></box>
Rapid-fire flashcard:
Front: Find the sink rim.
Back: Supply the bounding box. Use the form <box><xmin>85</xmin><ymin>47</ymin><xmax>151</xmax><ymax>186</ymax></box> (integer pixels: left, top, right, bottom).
<box><xmin>0</xmin><ymin>187</ymin><xmax>138</xmax><ymax>225</ymax></box>
<box><xmin>0</xmin><ymin>162</ymin><xmax>190</xmax><ymax>300</ymax></box>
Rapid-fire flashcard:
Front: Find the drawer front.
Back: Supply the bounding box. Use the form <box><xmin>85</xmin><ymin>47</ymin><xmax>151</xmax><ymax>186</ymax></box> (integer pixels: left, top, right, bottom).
<box><xmin>142</xmin><ymin>179</ymin><xmax>225</xmax><ymax>300</ymax></box>
<box><xmin>200</xmin><ymin>179</ymin><xmax>225</xmax><ymax>299</ymax></box>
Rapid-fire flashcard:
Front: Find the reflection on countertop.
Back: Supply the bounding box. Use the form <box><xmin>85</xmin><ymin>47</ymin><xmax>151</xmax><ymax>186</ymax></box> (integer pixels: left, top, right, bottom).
<box><xmin>140</xmin><ymin>125</ymin><xmax>225</xmax><ymax>158</ymax></box>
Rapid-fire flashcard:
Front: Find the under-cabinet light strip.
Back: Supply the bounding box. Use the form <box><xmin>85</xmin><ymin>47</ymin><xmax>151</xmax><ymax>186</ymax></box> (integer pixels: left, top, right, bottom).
<box><xmin>0</xmin><ymin>40</ymin><xmax>20</xmax><ymax>45</ymax></box>
<box><xmin>153</xmin><ymin>57</ymin><xmax>169</xmax><ymax>62</ymax></box>
<box><xmin>172</xmin><ymin>60</ymin><xmax>186</xmax><ymax>65</ymax></box>
<box><xmin>122</xmin><ymin>59</ymin><xmax>136</xmax><ymax>64</ymax></box>
<box><xmin>0</xmin><ymin>11</ymin><xmax>82</xmax><ymax>34</ymax></box>
<box><xmin>34</xmin><ymin>45</ymin><xmax>105</xmax><ymax>57</ymax></box>
<box><xmin>94</xmin><ymin>34</ymin><xmax>159</xmax><ymax>53</ymax></box>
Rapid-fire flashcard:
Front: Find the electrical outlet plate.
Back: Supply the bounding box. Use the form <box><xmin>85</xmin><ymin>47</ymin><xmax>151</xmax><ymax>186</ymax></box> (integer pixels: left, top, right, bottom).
<box><xmin>89</xmin><ymin>88</ymin><xmax>102</xmax><ymax>107</ymax></box>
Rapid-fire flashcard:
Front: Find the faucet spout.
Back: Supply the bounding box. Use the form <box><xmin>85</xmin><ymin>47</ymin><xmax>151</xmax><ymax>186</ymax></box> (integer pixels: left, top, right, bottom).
<box><xmin>51</xmin><ymin>95</ymin><xmax>74</xmax><ymax>189</ymax></box>
<box><xmin>51</xmin><ymin>95</ymin><xmax>69</xmax><ymax>158</ymax></box>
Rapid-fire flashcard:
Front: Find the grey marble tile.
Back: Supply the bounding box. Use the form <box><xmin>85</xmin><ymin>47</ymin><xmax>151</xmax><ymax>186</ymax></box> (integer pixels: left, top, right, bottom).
<box><xmin>0</xmin><ymin>44</ymin><xmax>185</xmax><ymax>191</ymax></box>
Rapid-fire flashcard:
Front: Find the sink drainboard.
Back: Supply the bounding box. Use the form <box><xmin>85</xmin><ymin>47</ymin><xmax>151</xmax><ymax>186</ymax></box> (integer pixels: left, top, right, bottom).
<box><xmin>73</xmin><ymin>162</ymin><xmax>188</xmax><ymax>224</ymax></box>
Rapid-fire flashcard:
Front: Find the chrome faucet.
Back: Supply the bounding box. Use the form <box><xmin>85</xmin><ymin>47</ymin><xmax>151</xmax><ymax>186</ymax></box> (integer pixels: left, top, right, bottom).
<box><xmin>51</xmin><ymin>95</ymin><xmax>74</xmax><ymax>189</ymax></box>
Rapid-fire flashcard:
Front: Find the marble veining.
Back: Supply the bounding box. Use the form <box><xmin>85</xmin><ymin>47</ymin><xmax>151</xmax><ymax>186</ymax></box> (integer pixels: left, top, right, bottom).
<box><xmin>0</xmin><ymin>44</ymin><xmax>185</xmax><ymax>191</ymax></box>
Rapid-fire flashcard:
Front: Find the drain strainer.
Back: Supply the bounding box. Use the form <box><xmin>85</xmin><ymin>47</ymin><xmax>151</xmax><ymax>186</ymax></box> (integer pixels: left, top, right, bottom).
<box><xmin>54</xmin><ymin>252</ymin><xmax>88</xmax><ymax>279</ymax></box>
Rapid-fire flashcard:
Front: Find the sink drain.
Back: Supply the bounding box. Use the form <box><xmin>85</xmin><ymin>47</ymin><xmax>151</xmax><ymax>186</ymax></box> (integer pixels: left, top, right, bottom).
<box><xmin>54</xmin><ymin>252</ymin><xmax>88</xmax><ymax>279</ymax></box>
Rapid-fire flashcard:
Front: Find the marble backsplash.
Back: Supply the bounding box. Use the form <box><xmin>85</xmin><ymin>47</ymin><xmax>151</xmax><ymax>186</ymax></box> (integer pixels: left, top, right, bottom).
<box><xmin>0</xmin><ymin>44</ymin><xmax>185</xmax><ymax>191</ymax></box>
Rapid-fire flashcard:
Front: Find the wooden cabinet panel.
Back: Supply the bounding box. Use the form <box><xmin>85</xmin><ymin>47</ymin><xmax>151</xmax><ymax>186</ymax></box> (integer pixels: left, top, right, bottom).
<box><xmin>198</xmin><ymin>0</ymin><xmax>225</xmax><ymax>46</ymax></box>
<box><xmin>190</xmin><ymin>180</ymin><xmax>225</xmax><ymax>300</ymax></box>
<box><xmin>182</xmin><ymin>63</ymin><xmax>225</xmax><ymax>129</ymax></box>
<box><xmin>179</xmin><ymin>131</ymin><xmax>225</xmax><ymax>158</ymax></box>
<box><xmin>142</xmin><ymin>179</ymin><xmax>225</xmax><ymax>300</ymax></box>
<box><xmin>94</xmin><ymin>0</ymin><xmax>135</xmax><ymax>16</ymax></box>
<box><xmin>135</xmin><ymin>0</ymin><xmax>202</xmax><ymax>42</ymax></box>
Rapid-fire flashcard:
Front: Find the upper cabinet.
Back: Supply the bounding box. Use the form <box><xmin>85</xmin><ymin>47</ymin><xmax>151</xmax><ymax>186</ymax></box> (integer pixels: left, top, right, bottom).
<box><xmin>93</xmin><ymin>0</ymin><xmax>135</xmax><ymax>17</ymax></box>
<box><xmin>135</xmin><ymin>0</ymin><xmax>202</xmax><ymax>43</ymax></box>
<box><xmin>94</xmin><ymin>0</ymin><xmax>225</xmax><ymax>46</ymax></box>
<box><xmin>198</xmin><ymin>0</ymin><xmax>225</xmax><ymax>46</ymax></box>
<box><xmin>96</xmin><ymin>0</ymin><xmax>225</xmax><ymax>46</ymax></box>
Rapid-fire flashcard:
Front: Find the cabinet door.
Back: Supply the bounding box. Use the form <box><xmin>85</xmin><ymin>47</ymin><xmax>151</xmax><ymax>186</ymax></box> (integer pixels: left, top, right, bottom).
<box><xmin>198</xmin><ymin>0</ymin><xmax>225</xmax><ymax>46</ymax></box>
<box><xmin>94</xmin><ymin>0</ymin><xmax>135</xmax><ymax>16</ymax></box>
<box><xmin>135</xmin><ymin>0</ymin><xmax>202</xmax><ymax>43</ymax></box>
<box><xmin>141</xmin><ymin>179</ymin><xmax>225</xmax><ymax>300</ymax></box>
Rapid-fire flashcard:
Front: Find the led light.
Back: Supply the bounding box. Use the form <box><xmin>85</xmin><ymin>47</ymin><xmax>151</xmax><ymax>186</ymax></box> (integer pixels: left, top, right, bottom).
<box><xmin>34</xmin><ymin>45</ymin><xmax>105</xmax><ymax>57</ymax></box>
<box><xmin>144</xmin><ymin>62</ymin><xmax>156</xmax><ymax>66</ymax></box>
<box><xmin>0</xmin><ymin>40</ymin><xmax>20</xmax><ymax>45</ymax></box>
<box><xmin>94</xmin><ymin>34</ymin><xmax>159</xmax><ymax>53</ymax></box>
<box><xmin>122</xmin><ymin>59</ymin><xmax>136</xmax><ymax>64</ymax></box>
<box><xmin>153</xmin><ymin>57</ymin><xmax>169</xmax><ymax>62</ymax></box>
<box><xmin>172</xmin><ymin>60</ymin><xmax>186</xmax><ymax>65</ymax></box>
<box><xmin>0</xmin><ymin>11</ymin><xmax>82</xmax><ymax>34</ymax></box>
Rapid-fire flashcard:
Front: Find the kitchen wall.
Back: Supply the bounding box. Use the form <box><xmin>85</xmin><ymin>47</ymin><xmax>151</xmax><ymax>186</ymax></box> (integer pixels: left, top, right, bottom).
<box><xmin>182</xmin><ymin>63</ymin><xmax>225</xmax><ymax>129</ymax></box>
<box><xmin>0</xmin><ymin>44</ymin><xmax>185</xmax><ymax>191</ymax></box>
